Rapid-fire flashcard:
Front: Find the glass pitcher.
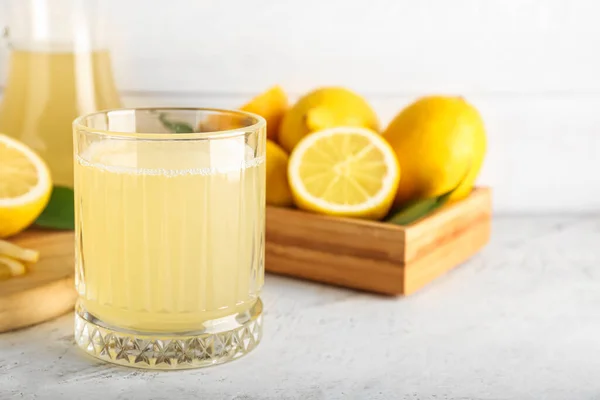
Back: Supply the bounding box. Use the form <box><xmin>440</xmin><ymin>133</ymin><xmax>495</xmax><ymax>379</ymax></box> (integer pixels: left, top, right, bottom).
<box><xmin>0</xmin><ymin>0</ymin><xmax>121</xmax><ymax>188</ymax></box>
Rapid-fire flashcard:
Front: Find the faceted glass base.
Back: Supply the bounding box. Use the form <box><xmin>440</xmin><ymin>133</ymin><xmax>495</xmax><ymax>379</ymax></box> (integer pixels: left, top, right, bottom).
<box><xmin>74</xmin><ymin>299</ymin><xmax>263</xmax><ymax>370</ymax></box>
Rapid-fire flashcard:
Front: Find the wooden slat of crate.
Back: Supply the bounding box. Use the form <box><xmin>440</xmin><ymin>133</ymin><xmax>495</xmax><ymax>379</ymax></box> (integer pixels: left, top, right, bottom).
<box><xmin>265</xmin><ymin>187</ymin><xmax>492</xmax><ymax>295</ymax></box>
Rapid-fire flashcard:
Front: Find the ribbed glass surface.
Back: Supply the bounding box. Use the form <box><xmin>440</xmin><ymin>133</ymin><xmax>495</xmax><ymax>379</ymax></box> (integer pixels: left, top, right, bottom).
<box><xmin>74</xmin><ymin>137</ymin><xmax>265</xmax><ymax>334</ymax></box>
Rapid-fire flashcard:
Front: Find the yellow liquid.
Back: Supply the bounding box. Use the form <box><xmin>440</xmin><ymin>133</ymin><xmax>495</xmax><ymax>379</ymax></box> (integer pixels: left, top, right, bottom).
<box><xmin>0</xmin><ymin>49</ymin><xmax>121</xmax><ymax>187</ymax></box>
<box><xmin>74</xmin><ymin>139</ymin><xmax>265</xmax><ymax>333</ymax></box>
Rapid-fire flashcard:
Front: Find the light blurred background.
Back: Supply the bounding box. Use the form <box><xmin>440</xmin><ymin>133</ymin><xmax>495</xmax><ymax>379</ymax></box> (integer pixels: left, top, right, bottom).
<box><xmin>1</xmin><ymin>0</ymin><xmax>597</xmax><ymax>214</ymax></box>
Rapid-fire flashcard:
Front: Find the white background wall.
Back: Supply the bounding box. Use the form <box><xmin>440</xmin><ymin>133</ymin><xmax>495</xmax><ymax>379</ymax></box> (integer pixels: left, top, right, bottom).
<box><xmin>2</xmin><ymin>0</ymin><xmax>600</xmax><ymax>213</ymax></box>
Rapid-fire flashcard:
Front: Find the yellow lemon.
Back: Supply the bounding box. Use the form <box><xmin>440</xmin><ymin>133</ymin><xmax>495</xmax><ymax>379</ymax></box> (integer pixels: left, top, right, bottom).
<box><xmin>279</xmin><ymin>87</ymin><xmax>379</xmax><ymax>153</ymax></box>
<box><xmin>288</xmin><ymin>127</ymin><xmax>400</xmax><ymax>220</ymax></box>
<box><xmin>266</xmin><ymin>140</ymin><xmax>293</xmax><ymax>207</ymax></box>
<box><xmin>0</xmin><ymin>133</ymin><xmax>52</xmax><ymax>238</ymax></box>
<box><xmin>241</xmin><ymin>85</ymin><xmax>288</xmax><ymax>141</ymax></box>
<box><xmin>198</xmin><ymin>86</ymin><xmax>288</xmax><ymax>138</ymax></box>
<box><xmin>383</xmin><ymin>95</ymin><xmax>486</xmax><ymax>206</ymax></box>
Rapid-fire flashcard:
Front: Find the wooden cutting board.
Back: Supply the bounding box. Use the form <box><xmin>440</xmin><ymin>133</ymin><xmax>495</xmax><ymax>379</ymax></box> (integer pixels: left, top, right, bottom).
<box><xmin>0</xmin><ymin>230</ymin><xmax>76</xmax><ymax>333</ymax></box>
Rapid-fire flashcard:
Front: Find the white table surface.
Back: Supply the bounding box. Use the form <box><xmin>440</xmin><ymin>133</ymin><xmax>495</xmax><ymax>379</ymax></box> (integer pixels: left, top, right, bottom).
<box><xmin>1</xmin><ymin>216</ymin><xmax>600</xmax><ymax>400</ymax></box>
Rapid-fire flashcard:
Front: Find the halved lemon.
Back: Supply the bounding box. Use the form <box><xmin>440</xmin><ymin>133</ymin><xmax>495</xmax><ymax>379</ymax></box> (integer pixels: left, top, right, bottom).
<box><xmin>288</xmin><ymin>127</ymin><xmax>400</xmax><ymax>220</ymax></box>
<box><xmin>0</xmin><ymin>134</ymin><xmax>52</xmax><ymax>238</ymax></box>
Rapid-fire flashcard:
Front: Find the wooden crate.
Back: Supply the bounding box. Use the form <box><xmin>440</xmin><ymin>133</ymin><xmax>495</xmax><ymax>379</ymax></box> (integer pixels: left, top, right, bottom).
<box><xmin>265</xmin><ymin>187</ymin><xmax>492</xmax><ymax>295</ymax></box>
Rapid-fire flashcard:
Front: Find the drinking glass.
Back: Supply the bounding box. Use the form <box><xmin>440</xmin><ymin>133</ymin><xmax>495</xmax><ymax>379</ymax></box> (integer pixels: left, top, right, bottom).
<box><xmin>73</xmin><ymin>108</ymin><xmax>266</xmax><ymax>369</ymax></box>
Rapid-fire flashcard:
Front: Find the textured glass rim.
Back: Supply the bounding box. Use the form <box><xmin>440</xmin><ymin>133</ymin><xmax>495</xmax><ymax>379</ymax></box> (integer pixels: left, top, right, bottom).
<box><xmin>73</xmin><ymin>107</ymin><xmax>266</xmax><ymax>141</ymax></box>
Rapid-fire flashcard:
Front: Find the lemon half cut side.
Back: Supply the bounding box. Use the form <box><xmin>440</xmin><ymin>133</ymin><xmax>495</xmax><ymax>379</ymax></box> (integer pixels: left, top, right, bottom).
<box><xmin>288</xmin><ymin>127</ymin><xmax>400</xmax><ymax>220</ymax></box>
<box><xmin>0</xmin><ymin>134</ymin><xmax>52</xmax><ymax>238</ymax></box>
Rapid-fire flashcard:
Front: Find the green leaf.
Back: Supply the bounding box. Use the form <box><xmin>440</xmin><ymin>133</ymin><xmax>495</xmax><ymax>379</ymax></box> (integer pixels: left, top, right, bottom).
<box><xmin>385</xmin><ymin>189</ymin><xmax>455</xmax><ymax>226</ymax></box>
<box><xmin>386</xmin><ymin>159</ymin><xmax>474</xmax><ymax>226</ymax></box>
<box><xmin>35</xmin><ymin>186</ymin><xmax>75</xmax><ymax>230</ymax></box>
<box><xmin>158</xmin><ymin>113</ymin><xmax>195</xmax><ymax>133</ymax></box>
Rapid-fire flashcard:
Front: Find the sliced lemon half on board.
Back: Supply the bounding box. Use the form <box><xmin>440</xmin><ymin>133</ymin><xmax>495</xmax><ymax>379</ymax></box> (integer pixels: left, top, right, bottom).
<box><xmin>288</xmin><ymin>127</ymin><xmax>400</xmax><ymax>220</ymax></box>
<box><xmin>0</xmin><ymin>134</ymin><xmax>52</xmax><ymax>238</ymax></box>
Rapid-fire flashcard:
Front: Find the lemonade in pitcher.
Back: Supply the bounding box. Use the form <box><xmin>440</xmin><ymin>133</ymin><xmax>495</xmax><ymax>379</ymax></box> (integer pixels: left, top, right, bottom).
<box><xmin>0</xmin><ymin>1</ymin><xmax>121</xmax><ymax>188</ymax></box>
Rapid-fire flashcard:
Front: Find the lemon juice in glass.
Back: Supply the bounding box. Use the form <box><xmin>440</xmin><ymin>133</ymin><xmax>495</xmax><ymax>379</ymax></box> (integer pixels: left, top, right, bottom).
<box><xmin>73</xmin><ymin>108</ymin><xmax>266</xmax><ymax>369</ymax></box>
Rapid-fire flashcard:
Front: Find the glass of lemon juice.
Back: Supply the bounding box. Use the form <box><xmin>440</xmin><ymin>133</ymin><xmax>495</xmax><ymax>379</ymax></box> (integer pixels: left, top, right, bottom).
<box><xmin>73</xmin><ymin>108</ymin><xmax>266</xmax><ymax>369</ymax></box>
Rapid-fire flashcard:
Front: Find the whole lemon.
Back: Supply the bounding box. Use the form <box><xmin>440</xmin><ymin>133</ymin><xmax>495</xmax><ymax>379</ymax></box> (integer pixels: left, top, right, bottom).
<box><xmin>278</xmin><ymin>87</ymin><xmax>379</xmax><ymax>152</ymax></box>
<box><xmin>383</xmin><ymin>96</ymin><xmax>486</xmax><ymax>206</ymax></box>
<box><xmin>198</xmin><ymin>86</ymin><xmax>287</xmax><ymax>140</ymax></box>
<box><xmin>241</xmin><ymin>85</ymin><xmax>288</xmax><ymax>141</ymax></box>
<box><xmin>266</xmin><ymin>139</ymin><xmax>294</xmax><ymax>207</ymax></box>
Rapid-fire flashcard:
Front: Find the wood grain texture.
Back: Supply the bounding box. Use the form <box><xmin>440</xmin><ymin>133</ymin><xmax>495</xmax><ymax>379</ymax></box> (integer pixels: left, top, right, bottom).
<box><xmin>403</xmin><ymin>188</ymin><xmax>492</xmax><ymax>263</ymax></box>
<box><xmin>265</xmin><ymin>187</ymin><xmax>492</xmax><ymax>295</ymax></box>
<box><xmin>0</xmin><ymin>230</ymin><xmax>76</xmax><ymax>332</ymax></box>
<box><xmin>403</xmin><ymin>218</ymin><xmax>491</xmax><ymax>295</ymax></box>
